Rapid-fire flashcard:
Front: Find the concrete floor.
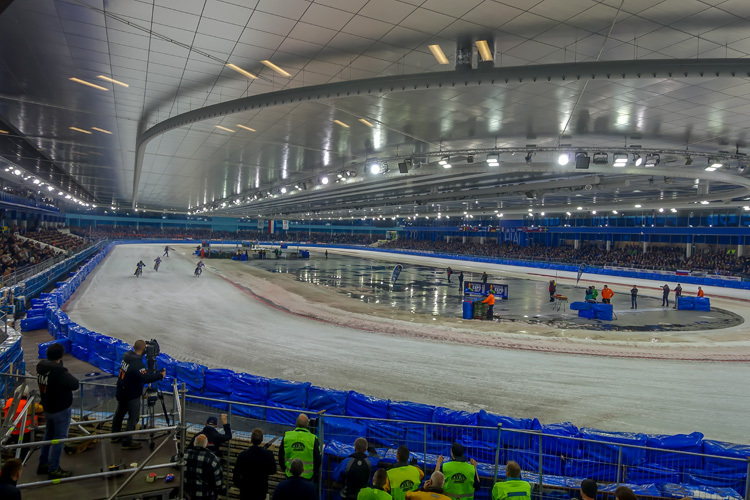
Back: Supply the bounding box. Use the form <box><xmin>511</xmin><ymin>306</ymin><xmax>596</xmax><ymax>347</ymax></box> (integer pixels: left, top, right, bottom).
<box><xmin>61</xmin><ymin>244</ymin><xmax>750</xmax><ymax>443</ymax></box>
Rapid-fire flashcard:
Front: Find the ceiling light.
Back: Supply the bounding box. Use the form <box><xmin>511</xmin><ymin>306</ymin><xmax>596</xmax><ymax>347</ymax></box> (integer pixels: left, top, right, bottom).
<box><xmin>700</xmin><ymin>200</ymin><xmax>709</xmax><ymax>205</ymax></box>
<box><xmin>428</xmin><ymin>44</ymin><xmax>449</xmax><ymax>64</ymax></box>
<box><xmin>476</xmin><ymin>40</ymin><xmax>493</xmax><ymax>62</ymax></box>
<box><xmin>47</xmin><ymin>186</ymin><xmax>54</xmax><ymax>191</ymax></box>
<box><xmin>704</xmin><ymin>166</ymin><xmax>717</xmax><ymax>172</ymax></box>
<box><xmin>97</xmin><ymin>75</ymin><xmax>129</xmax><ymax>87</ymax></box>
<box><xmin>368</xmin><ymin>160</ymin><xmax>382</xmax><ymax>174</ymax></box>
<box><xmin>671</xmin><ymin>208</ymin><xmax>677</xmax><ymax>213</ymax></box>
<box><xmin>592</xmin><ymin>210</ymin><xmax>597</xmax><ymax>215</ymax></box>
<box><xmin>333</xmin><ymin>120</ymin><xmax>349</xmax><ymax>128</ymax></box>
<box><xmin>13</xmin><ymin>169</ymin><xmax>20</xmax><ymax>175</ymax></box>
<box><xmin>215</xmin><ymin>125</ymin><xmax>235</xmax><ymax>132</ymax></box>
<box><xmin>635</xmin><ymin>204</ymin><xmax>642</xmax><ymax>208</ymax></box>
<box><xmin>0</xmin><ymin>130</ymin><xmax>8</xmax><ymax>134</ymax></box>
<box><xmin>633</xmin><ymin>154</ymin><xmax>643</xmax><ymax>166</ymax></box>
<box><xmin>320</xmin><ymin>176</ymin><xmax>329</xmax><ymax>185</ymax></box>
<box><xmin>645</xmin><ymin>154</ymin><xmax>660</xmax><ymax>167</ymax></box>
<box><xmin>612</xmin><ymin>210</ymin><xmax>618</xmax><ymax>214</ymax></box>
<box><xmin>69</xmin><ymin>127</ymin><xmax>92</xmax><ymax>134</ymax></box>
<box><xmin>260</xmin><ymin>60</ymin><xmax>292</xmax><ymax>77</ymax></box>
<box><xmin>359</xmin><ymin>118</ymin><xmax>374</xmax><ymax>127</ymax></box>
<box><xmin>280</xmin><ymin>187</ymin><xmax>287</xmax><ymax>194</ymax></box>
<box><xmin>557</xmin><ymin>153</ymin><xmax>570</xmax><ymax>166</ymax></box>
<box><xmin>577</xmin><ymin>206</ymin><xmax>583</xmax><ymax>210</ymax></box>
<box><xmin>58</xmin><ymin>191</ymin><xmax>63</xmax><ymax>195</ymax></box>
<box><xmin>439</xmin><ymin>156</ymin><xmax>449</xmax><ymax>165</ymax></box>
<box><xmin>65</xmin><ymin>194</ymin><xmax>71</xmax><ymax>199</ymax></box>
<box><xmin>613</xmin><ymin>153</ymin><xmax>628</xmax><ymax>167</ymax></box>
<box><xmin>32</xmin><ymin>179</ymin><xmax>40</xmax><ymax>184</ymax></box>
<box><xmin>237</xmin><ymin>124</ymin><xmax>256</xmax><ymax>132</ymax></box>
<box><xmin>658</xmin><ymin>208</ymin><xmax>664</xmax><ymax>213</ymax></box>
<box><xmin>69</xmin><ymin>77</ymin><xmax>108</xmax><ymax>91</ymax></box>
<box><xmin>592</xmin><ymin>152</ymin><xmax>608</xmax><ymax>165</ymax></box>
<box><xmin>709</xmin><ymin>159</ymin><xmax>723</xmax><ymax>169</ymax></box>
<box><xmin>226</xmin><ymin>63</ymin><xmax>257</xmax><ymax>79</ymax></box>
<box><xmin>566</xmin><ymin>212</ymin><xmax>571</xmax><ymax>216</ymax></box>
<box><xmin>91</xmin><ymin>127</ymin><xmax>112</xmax><ymax>134</ymax></box>
<box><xmin>487</xmin><ymin>153</ymin><xmax>499</xmax><ymax>166</ymax></box>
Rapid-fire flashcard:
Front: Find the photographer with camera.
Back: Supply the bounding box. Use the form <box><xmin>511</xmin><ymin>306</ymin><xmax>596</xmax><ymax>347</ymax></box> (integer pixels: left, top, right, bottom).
<box><xmin>112</xmin><ymin>339</ymin><xmax>165</xmax><ymax>449</ymax></box>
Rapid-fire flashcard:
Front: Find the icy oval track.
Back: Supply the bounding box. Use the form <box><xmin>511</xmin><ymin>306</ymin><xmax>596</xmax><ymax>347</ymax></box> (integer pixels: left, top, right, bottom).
<box><xmin>63</xmin><ymin>244</ymin><xmax>750</xmax><ymax>443</ymax></box>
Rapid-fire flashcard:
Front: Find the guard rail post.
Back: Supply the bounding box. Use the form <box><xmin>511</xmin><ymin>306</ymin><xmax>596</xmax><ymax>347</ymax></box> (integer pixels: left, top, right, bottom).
<box><xmin>179</xmin><ymin>383</ymin><xmax>187</xmax><ymax>500</ymax></box>
<box><xmin>745</xmin><ymin>458</ymin><xmax>750</xmax><ymax>500</ymax></box>
<box><xmin>423</xmin><ymin>423</ymin><xmax>428</xmax><ymax>473</ymax></box>
<box><xmin>537</xmin><ymin>429</ymin><xmax>543</xmax><ymax>493</ymax></box>
<box><xmin>492</xmin><ymin>423</ymin><xmax>502</xmax><ymax>488</ymax></box>
<box><xmin>616</xmin><ymin>445</ymin><xmax>623</xmax><ymax>486</ymax></box>
<box><xmin>317</xmin><ymin>410</ymin><xmax>326</xmax><ymax>500</ymax></box>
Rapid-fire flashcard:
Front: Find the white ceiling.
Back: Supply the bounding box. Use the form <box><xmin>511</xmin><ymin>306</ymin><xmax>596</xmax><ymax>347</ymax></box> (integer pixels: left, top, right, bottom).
<box><xmin>2</xmin><ymin>0</ymin><xmax>750</xmax><ymax>219</ymax></box>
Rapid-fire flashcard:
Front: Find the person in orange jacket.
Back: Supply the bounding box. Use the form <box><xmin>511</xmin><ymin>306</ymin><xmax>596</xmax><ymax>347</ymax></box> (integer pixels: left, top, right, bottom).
<box><xmin>482</xmin><ymin>291</ymin><xmax>495</xmax><ymax>320</ymax></box>
<box><xmin>601</xmin><ymin>285</ymin><xmax>614</xmax><ymax>304</ymax></box>
<box><xmin>697</xmin><ymin>286</ymin><xmax>705</xmax><ymax>297</ymax></box>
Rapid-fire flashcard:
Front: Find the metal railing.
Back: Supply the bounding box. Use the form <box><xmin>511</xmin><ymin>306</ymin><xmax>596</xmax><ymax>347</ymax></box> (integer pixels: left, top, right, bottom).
<box><xmin>0</xmin><ymin>373</ymin><xmax>188</xmax><ymax>499</ymax></box>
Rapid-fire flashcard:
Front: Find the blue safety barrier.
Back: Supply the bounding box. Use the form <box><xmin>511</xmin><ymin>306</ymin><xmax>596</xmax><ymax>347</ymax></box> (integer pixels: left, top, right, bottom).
<box><xmin>677</xmin><ymin>296</ymin><xmax>695</xmax><ymax>310</ymax></box>
<box><xmin>530</xmin><ymin>420</ymin><xmax>582</xmax><ymax>457</ymax></box>
<box><xmin>268</xmin><ymin>378</ymin><xmax>310</xmax><ymax>407</ymax></box>
<box><xmin>204</xmin><ymin>368</ymin><xmax>235</xmax><ymax>395</ymax></box>
<box><xmin>20</xmin><ymin>316</ymin><xmax>47</xmax><ymax>331</ymax></box>
<box><xmin>307</xmin><ymin>386</ymin><xmax>347</xmax><ymax>415</ymax></box>
<box><xmin>579</xmin><ymin>428</ymin><xmax>648</xmax><ymax>466</ymax></box>
<box><xmin>38</xmin><ymin>339</ymin><xmax>71</xmax><ymax>358</ymax></box>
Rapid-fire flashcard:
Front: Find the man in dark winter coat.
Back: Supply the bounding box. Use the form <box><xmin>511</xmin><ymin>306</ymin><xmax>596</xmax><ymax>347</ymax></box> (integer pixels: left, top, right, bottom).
<box><xmin>233</xmin><ymin>428</ymin><xmax>277</xmax><ymax>500</ymax></box>
<box><xmin>112</xmin><ymin>340</ymin><xmax>165</xmax><ymax>449</ymax></box>
<box><xmin>0</xmin><ymin>459</ymin><xmax>22</xmax><ymax>500</ymax></box>
<box><xmin>37</xmin><ymin>342</ymin><xmax>79</xmax><ymax>478</ymax></box>
<box><xmin>333</xmin><ymin>437</ymin><xmax>372</xmax><ymax>500</ymax></box>
<box><xmin>190</xmin><ymin>413</ymin><xmax>232</xmax><ymax>459</ymax></box>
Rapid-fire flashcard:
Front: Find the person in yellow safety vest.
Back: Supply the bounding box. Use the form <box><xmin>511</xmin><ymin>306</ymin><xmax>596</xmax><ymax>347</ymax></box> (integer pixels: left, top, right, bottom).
<box><xmin>358</xmin><ymin>469</ymin><xmax>393</xmax><ymax>500</ymax></box>
<box><xmin>278</xmin><ymin>414</ymin><xmax>321</xmax><ymax>481</ymax></box>
<box><xmin>482</xmin><ymin>291</ymin><xmax>495</xmax><ymax>320</ymax></box>
<box><xmin>491</xmin><ymin>461</ymin><xmax>531</xmax><ymax>500</ymax></box>
<box><xmin>436</xmin><ymin>442</ymin><xmax>480</xmax><ymax>500</ymax></box>
<box><xmin>385</xmin><ymin>445</ymin><xmax>425</xmax><ymax>500</ymax></box>
<box><xmin>405</xmin><ymin>471</ymin><xmax>451</xmax><ymax>500</ymax></box>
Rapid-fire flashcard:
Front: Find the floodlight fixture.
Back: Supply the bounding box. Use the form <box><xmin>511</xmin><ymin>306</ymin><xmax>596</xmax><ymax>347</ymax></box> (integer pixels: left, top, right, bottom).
<box><xmin>709</xmin><ymin>158</ymin><xmax>723</xmax><ymax>169</ymax></box>
<box><xmin>592</xmin><ymin>152</ymin><xmax>609</xmax><ymax>165</ymax></box>
<box><xmin>613</xmin><ymin>153</ymin><xmax>628</xmax><ymax>167</ymax></box>
<box><xmin>486</xmin><ymin>153</ymin><xmax>499</xmax><ymax>166</ymax></box>
<box><xmin>633</xmin><ymin>154</ymin><xmax>643</xmax><ymax>166</ymax></box>
<box><xmin>525</xmin><ymin>153</ymin><xmax>532</xmax><ymax>164</ymax></box>
<box><xmin>439</xmin><ymin>156</ymin><xmax>449</xmax><ymax>165</ymax></box>
<box><xmin>644</xmin><ymin>154</ymin><xmax>660</xmax><ymax>167</ymax></box>
<box><xmin>685</xmin><ymin>156</ymin><xmax>694</xmax><ymax>165</ymax></box>
<box><xmin>280</xmin><ymin>186</ymin><xmax>287</xmax><ymax>194</ymax></box>
<box><xmin>557</xmin><ymin>153</ymin><xmax>570</xmax><ymax>166</ymax></box>
<box><xmin>320</xmin><ymin>176</ymin><xmax>329</xmax><ymax>185</ymax></box>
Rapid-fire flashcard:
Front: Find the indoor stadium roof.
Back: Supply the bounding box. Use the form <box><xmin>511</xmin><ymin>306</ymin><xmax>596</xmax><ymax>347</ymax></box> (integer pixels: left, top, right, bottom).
<box><xmin>3</xmin><ymin>0</ymin><xmax>750</xmax><ymax>220</ymax></box>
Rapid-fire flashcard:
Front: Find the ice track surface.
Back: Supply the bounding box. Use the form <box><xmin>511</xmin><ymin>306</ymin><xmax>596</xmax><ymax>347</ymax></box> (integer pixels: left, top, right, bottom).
<box><xmin>64</xmin><ymin>244</ymin><xmax>750</xmax><ymax>443</ymax></box>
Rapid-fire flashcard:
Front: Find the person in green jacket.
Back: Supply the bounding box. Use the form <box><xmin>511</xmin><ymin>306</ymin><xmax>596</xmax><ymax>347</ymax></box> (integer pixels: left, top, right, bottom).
<box><xmin>278</xmin><ymin>414</ymin><xmax>321</xmax><ymax>481</ymax></box>
<box><xmin>358</xmin><ymin>469</ymin><xmax>393</xmax><ymax>500</ymax></box>
<box><xmin>491</xmin><ymin>461</ymin><xmax>530</xmax><ymax>500</ymax></box>
<box><xmin>436</xmin><ymin>442</ymin><xmax>480</xmax><ymax>500</ymax></box>
<box><xmin>385</xmin><ymin>446</ymin><xmax>424</xmax><ymax>500</ymax></box>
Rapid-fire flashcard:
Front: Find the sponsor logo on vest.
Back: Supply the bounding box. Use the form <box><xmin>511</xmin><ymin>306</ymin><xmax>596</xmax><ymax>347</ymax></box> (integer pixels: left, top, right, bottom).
<box><xmin>452</xmin><ymin>472</ymin><xmax>467</xmax><ymax>483</ymax></box>
<box><xmin>400</xmin><ymin>480</ymin><xmax>415</xmax><ymax>491</ymax></box>
<box><xmin>291</xmin><ymin>442</ymin><xmax>306</xmax><ymax>451</ymax></box>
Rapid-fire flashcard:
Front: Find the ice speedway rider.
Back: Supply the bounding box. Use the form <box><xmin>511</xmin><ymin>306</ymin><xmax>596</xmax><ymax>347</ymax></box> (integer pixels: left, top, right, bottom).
<box><xmin>134</xmin><ymin>260</ymin><xmax>146</xmax><ymax>277</ymax></box>
<box><xmin>195</xmin><ymin>261</ymin><xmax>205</xmax><ymax>276</ymax></box>
<box><xmin>153</xmin><ymin>256</ymin><xmax>162</xmax><ymax>271</ymax></box>
<box><xmin>163</xmin><ymin>245</ymin><xmax>170</xmax><ymax>257</ymax></box>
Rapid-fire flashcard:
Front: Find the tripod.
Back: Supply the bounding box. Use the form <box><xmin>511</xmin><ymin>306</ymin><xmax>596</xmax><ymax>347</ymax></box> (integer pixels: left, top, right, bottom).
<box><xmin>144</xmin><ymin>384</ymin><xmax>171</xmax><ymax>450</ymax></box>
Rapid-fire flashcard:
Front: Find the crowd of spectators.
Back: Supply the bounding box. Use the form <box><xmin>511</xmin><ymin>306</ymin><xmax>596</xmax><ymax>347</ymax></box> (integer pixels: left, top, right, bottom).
<box><xmin>382</xmin><ymin>239</ymin><xmax>750</xmax><ymax>277</ymax></box>
<box><xmin>0</xmin><ymin>232</ymin><xmax>59</xmax><ymax>277</ymax></box>
<box><xmin>27</xmin><ymin>230</ymin><xmax>87</xmax><ymax>252</ymax></box>
<box><xmin>70</xmin><ymin>225</ymin><xmax>378</xmax><ymax>245</ymax></box>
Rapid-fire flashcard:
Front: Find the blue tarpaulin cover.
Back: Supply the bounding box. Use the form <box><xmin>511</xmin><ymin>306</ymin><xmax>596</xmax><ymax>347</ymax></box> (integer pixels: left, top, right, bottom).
<box><xmin>265</xmin><ymin>401</ymin><xmax>302</xmax><ymax>426</ymax></box>
<box><xmin>683</xmin><ymin>469</ymin><xmax>747</xmax><ymax>496</ymax></box>
<box><xmin>507</xmin><ymin>449</ymin><xmax>564</xmax><ymax>476</ymax></box>
<box><xmin>579</xmin><ymin>428</ymin><xmax>647</xmax><ymax>465</ymax></box>
<box><xmin>198</xmin><ymin>391</ymin><xmax>229</xmax><ymax>411</ymax></box>
<box><xmin>432</xmin><ymin>407</ymin><xmax>479</xmax><ymax>442</ymax></box>
<box><xmin>661</xmin><ymin>483</ymin><xmax>743</xmax><ymax>500</ymax></box>
<box><xmin>346</xmin><ymin>391</ymin><xmax>389</xmax><ymax>419</ymax></box>
<box><xmin>20</xmin><ymin>316</ymin><xmax>48</xmax><ymax>331</ymax></box>
<box><xmin>307</xmin><ymin>386</ymin><xmax>347</xmax><ymax>415</ymax></box>
<box><xmin>565</xmin><ymin>459</ymin><xmax>620</xmax><ymax>483</ymax></box>
<box><xmin>323</xmin><ymin>417</ymin><xmax>367</xmax><ymax>442</ymax></box>
<box><xmin>68</xmin><ymin>324</ymin><xmax>89</xmax><ymax>349</ymax></box>
<box><xmin>156</xmin><ymin>353</ymin><xmax>178</xmax><ymax>378</ymax></box>
<box><xmin>598</xmin><ymin>483</ymin><xmax>661</xmax><ymax>497</ymax></box>
<box><xmin>569</xmin><ymin>302</ymin><xmax>591</xmax><ymax>311</ymax></box>
<box><xmin>175</xmin><ymin>361</ymin><xmax>206</xmax><ymax>393</ymax></box>
<box><xmin>530</xmin><ymin>420</ymin><xmax>581</xmax><ymax>457</ymax></box>
<box><xmin>702</xmin><ymin>440</ymin><xmax>750</xmax><ymax>474</ymax></box>
<box><xmin>38</xmin><ymin>339</ymin><xmax>71</xmax><ymax>358</ymax></box>
<box><xmin>232</xmin><ymin>373</ymin><xmax>269</xmax><ymax>402</ymax></box>
<box><xmin>71</xmin><ymin>344</ymin><xmax>88</xmax><ymax>362</ymax></box>
<box><xmin>229</xmin><ymin>394</ymin><xmax>265</xmax><ymax>420</ymax></box>
<box><xmin>645</xmin><ymin>432</ymin><xmax>704</xmax><ymax>469</ymax></box>
<box><xmin>578</xmin><ymin>309</ymin><xmax>596</xmax><ymax>319</ymax></box>
<box><xmin>365</xmin><ymin>420</ymin><xmax>405</xmax><ymax>449</ymax></box>
<box><xmin>268</xmin><ymin>378</ymin><xmax>310</xmax><ymax>407</ymax></box>
<box><xmin>91</xmin><ymin>334</ymin><xmax>117</xmax><ymax>359</ymax></box>
<box><xmin>625</xmin><ymin>464</ymin><xmax>681</xmax><ymax>485</ymax></box>
<box><xmin>204</xmin><ymin>369</ymin><xmax>234</xmax><ymax>394</ymax></box>
<box><xmin>389</xmin><ymin>400</ymin><xmax>436</xmax><ymax>423</ymax></box>
<box><xmin>478</xmin><ymin>410</ymin><xmax>533</xmax><ymax>449</ymax></box>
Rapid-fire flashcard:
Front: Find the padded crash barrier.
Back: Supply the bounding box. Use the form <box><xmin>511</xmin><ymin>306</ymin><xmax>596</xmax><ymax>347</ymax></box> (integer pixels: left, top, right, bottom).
<box><xmin>570</xmin><ymin>302</ymin><xmax>614</xmax><ymax>321</ymax></box>
<box><xmin>25</xmin><ymin>242</ymin><xmax>749</xmax><ymax>499</ymax></box>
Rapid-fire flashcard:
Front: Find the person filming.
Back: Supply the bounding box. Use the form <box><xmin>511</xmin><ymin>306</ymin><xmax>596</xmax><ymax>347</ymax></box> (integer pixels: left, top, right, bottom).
<box><xmin>112</xmin><ymin>340</ymin><xmax>165</xmax><ymax>449</ymax></box>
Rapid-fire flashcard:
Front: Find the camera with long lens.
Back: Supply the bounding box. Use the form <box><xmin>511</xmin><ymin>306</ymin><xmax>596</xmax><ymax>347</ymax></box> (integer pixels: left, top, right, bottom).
<box><xmin>145</xmin><ymin>339</ymin><xmax>160</xmax><ymax>373</ymax></box>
